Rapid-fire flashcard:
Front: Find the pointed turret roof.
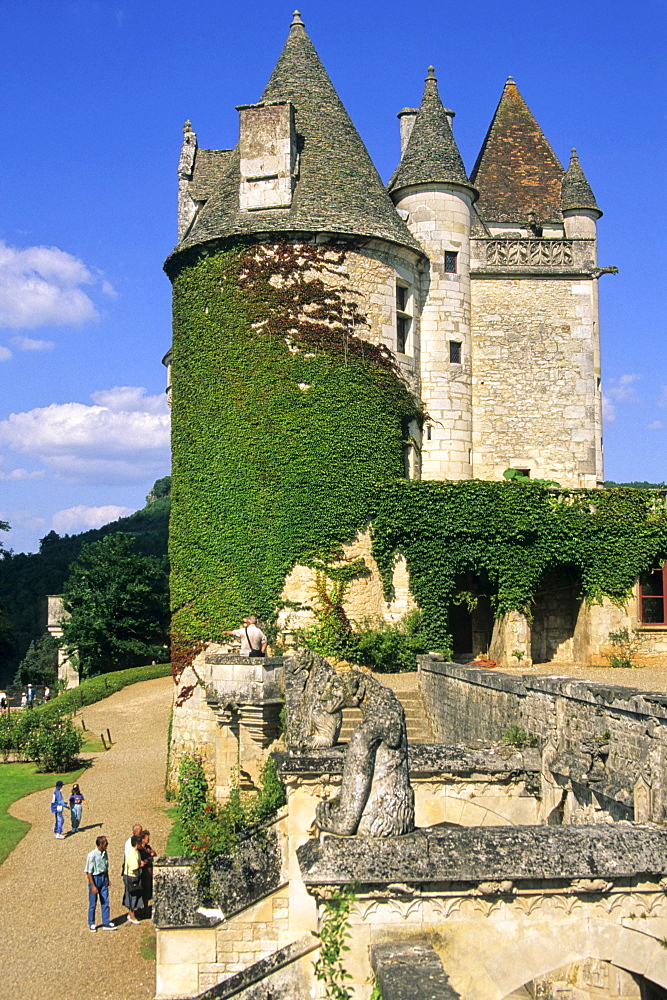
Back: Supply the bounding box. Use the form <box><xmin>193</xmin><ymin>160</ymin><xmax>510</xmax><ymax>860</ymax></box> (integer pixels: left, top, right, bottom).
<box><xmin>174</xmin><ymin>12</ymin><xmax>420</xmax><ymax>257</ymax></box>
<box><xmin>388</xmin><ymin>67</ymin><xmax>475</xmax><ymax>197</ymax></box>
<box><xmin>561</xmin><ymin>148</ymin><xmax>601</xmax><ymax>217</ymax></box>
<box><xmin>470</xmin><ymin>78</ymin><xmax>564</xmax><ymax>225</ymax></box>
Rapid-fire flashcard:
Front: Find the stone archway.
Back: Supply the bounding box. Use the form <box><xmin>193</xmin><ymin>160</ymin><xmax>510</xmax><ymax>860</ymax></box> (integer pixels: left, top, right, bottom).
<box><xmin>508</xmin><ymin>957</ymin><xmax>667</xmax><ymax>1000</ymax></box>
<box><xmin>483</xmin><ymin>919</ymin><xmax>667</xmax><ymax>1000</ymax></box>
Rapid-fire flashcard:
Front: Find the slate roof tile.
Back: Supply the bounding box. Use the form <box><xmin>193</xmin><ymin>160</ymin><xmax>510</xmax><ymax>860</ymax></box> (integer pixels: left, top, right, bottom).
<box><xmin>173</xmin><ymin>13</ymin><xmax>421</xmax><ymax>257</ymax></box>
<box><xmin>561</xmin><ymin>148</ymin><xmax>601</xmax><ymax>216</ymax></box>
<box><xmin>388</xmin><ymin>67</ymin><xmax>475</xmax><ymax>197</ymax></box>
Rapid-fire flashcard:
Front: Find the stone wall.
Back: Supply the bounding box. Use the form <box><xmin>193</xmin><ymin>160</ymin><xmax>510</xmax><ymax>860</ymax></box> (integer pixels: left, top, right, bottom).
<box><xmin>419</xmin><ymin>657</ymin><xmax>667</xmax><ymax>822</ymax></box>
<box><xmin>469</xmin><ymin>273</ymin><xmax>602</xmax><ymax>488</ymax></box>
<box><xmin>299</xmin><ymin>825</ymin><xmax>667</xmax><ymax>1000</ymax></box>
<box><xmin>278</xmin><ymin>528</ymin><xmax>414</xmax><ymax>634</ymax></box>
<box><xmin>168</xmin><ymin>653</ymin><xmax>284</xmax><ymax>799</ymax></box>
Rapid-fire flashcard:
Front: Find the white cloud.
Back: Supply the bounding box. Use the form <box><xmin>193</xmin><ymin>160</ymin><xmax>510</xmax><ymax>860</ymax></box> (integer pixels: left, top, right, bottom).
<box><xmin>658</xmin><ymin>387</ymin><xmax>667</xmax><ymax>409</ymax></box>
<box><xmin>0</xmin><ymin>387</ymin><xmax>170</xmax><ymax>484</ymax></box>
<box><xmin>51</xmin><ymin>504</ymin><xmax>135</xmax><ymax>535</ymax></box>
<box><xmin>605</xmin><ymin>373</ymin><xmax>641</xmax><ymax>404</ymax></box>
<box><xmin>10</xmin><ymin>335</ymin><xmax>55</xmax><ymax>351</ymax></box>
<box><xmin>0</xmin><ymin>468</ymin><xmax>44</xmax><ymax>481</ymax></box>
<box><xmin>0</xmin><ymin>241</ymin><xmax>114</xmax><ymax>330</ymax></box>
<box><xmin>602</xmin><ymin>393</ymin><xmax>615</xmax><ymax>423</ymax></box>
<box><xmin>90</xmin><ymin>386</ymin><xmax>168</xmax><ymax>414</ymax></box>
<box><xmin>0</xmin><ymin>346</ymin><xmax>11</xmax><ymax>361</ymax></box>
<box><xmin>648</xmin><ymin>421</ymin><xmax>663</xmax><ymax>430</ymax></box>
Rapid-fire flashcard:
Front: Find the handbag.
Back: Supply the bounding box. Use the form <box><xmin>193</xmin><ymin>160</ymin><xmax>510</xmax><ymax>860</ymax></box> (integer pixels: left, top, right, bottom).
<box><xmin>245</xmin><ymin>627</ymin><xmax>265</xmax><ymax>658</ymax></box>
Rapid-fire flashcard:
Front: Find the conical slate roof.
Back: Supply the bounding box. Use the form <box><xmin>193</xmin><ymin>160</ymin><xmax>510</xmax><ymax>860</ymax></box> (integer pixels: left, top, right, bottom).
<box><xmin>388</xmin><ymin>67</ymin><xmax>475</xmax><ymax>197</ymax></box>
<box><xmin>561</xmin><ymin>148</ymin><xmax>601</xmax><ymax>216</ymax></box>
<box><xmin>174</xmin><ymin>12</ymin><xmax>420</xmax><ymax>256</ymax></box>
<box><xmin>470</xmin><ymin>78</ymin><xmax>564</xmax><ymax>225</ymax></box>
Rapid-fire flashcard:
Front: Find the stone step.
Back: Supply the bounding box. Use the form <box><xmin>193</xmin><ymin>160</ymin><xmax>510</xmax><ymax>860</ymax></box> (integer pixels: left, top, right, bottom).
<box><xmin>339</xmin><ymin>694</ymin><xmax>433</xmax><ymax>743</ymax></box>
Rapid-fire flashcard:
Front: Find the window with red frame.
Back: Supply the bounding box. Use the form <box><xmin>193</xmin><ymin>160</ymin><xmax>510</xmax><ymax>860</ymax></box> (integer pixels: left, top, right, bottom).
<box><xmin>640</xmin><ymin>563</ymin><xmax>667</xmax><ymax>624</ymax></box>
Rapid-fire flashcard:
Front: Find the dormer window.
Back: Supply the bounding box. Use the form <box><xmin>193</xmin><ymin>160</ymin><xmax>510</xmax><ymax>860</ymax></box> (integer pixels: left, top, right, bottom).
<box><xmin>396</xmin><ymin>282</ymin><xmax>411</xmax><ymax>355</ymax></box>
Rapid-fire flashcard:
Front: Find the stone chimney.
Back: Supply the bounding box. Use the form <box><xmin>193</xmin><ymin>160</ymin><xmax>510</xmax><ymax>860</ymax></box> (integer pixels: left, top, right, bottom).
<box><xmin>237</xmin><ymin>101</ymin><xmax>297</xmax><ymax>211</ymax></box>
<box><xmin>398</xmin><ymin>108</ymin><xmax>418</xmax><ymax>157</ymax></box>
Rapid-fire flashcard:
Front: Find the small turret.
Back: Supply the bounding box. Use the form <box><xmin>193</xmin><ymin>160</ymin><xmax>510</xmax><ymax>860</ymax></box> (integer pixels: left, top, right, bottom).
<box><xmin>390</xmin><ymin>68</ymin><xmax>475</xmax><ymax>482</ymax></box>
<box><xmin>561</xmin><ymin>148</ymin><xmax>601</xmax><ymax>240</ymax></box>
<box><xmin>388</xmin><ymin>67</ymin><xmax>476</xmax><ymax>199</ymax></box>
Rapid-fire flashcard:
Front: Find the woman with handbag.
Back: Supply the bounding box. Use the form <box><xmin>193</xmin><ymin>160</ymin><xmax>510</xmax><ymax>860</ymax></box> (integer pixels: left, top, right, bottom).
<box><xmin>122</xmin><ymin>834</ymin><xmax>145</xmax><ymax>923</ymax></box>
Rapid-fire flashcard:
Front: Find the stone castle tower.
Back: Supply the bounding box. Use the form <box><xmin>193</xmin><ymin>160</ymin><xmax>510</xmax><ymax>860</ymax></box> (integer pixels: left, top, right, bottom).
<box><xmin>164</xmin><ymin>12</ymin><xmax>618</xmax><ymax>650</ymax></box>
<box><xmin>171</xmin><ymin>12</ymin><xmax>610</xmax><ymax>491</ymax></box>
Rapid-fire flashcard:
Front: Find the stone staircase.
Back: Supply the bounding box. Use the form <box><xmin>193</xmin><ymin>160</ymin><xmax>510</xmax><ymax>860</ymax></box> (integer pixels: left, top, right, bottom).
<box><xmin>338</xmin><ymin>673</ymin><xmax>433</xmax><ymax>744</ymax></box>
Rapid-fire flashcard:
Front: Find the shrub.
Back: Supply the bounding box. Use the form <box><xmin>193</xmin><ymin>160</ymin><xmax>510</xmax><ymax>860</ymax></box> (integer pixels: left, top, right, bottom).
<box><xmin>607</xmin><ymin>628</ymin><xmax>645</xmax><ymax>668</ymax></box>
<box><xmin>502</xmin><ymin>725</ymin><xmax>531</xmax><ymax>748</ymax></box>
<box><xmin>25</xmin><ymin>716</ymin><xmax>83</xmax><ymax>771</ymax></box>
<box><xmin>348</xmin><ymin>610</ymin><xmax>432</xmax><ymax>673</ymax></box>
<box><xmin>174</xmin><ymin>753</ymin><xmax>286</xmax><ymax>897</ymax></box>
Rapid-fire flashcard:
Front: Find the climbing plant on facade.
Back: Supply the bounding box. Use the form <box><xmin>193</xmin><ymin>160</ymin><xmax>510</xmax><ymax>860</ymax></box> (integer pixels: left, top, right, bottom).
<box><xmin>168</xmin><ymin>239</ymin><xmax>421</xmax><ymax>655</ymax></box>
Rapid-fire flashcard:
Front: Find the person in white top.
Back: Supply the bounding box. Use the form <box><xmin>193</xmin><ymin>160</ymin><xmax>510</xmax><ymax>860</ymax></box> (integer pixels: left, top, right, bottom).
<box><xmin>222</xmin><ymin>616</ymin><xmax>268</xmax><ymax>657</ymax></box>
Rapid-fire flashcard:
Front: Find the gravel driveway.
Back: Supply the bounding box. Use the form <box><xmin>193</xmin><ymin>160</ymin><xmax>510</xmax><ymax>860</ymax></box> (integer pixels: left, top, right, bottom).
<box><xmin>0</xmin><ymin>675</ymin><xmax>173</xmax><ymax>1000</ymax></box>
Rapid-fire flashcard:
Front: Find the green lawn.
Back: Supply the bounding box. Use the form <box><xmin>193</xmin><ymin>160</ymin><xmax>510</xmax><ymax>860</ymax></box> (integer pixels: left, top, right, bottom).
<box><xmin>0</xmin><ymin>762</ymin><xmax>85</xmax><ymax>866</ymax></box>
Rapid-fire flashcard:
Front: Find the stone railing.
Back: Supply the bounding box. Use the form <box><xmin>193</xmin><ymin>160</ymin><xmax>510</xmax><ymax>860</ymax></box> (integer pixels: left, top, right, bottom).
<box><xmin>418</xmin><ymin>658</ymin><xmax>667</xmax><ymax>823</ymax></box>
<box><xmin>471</xmin><ymin>237</ymin><xmax>596</xmax><ymax>273</ymax></box>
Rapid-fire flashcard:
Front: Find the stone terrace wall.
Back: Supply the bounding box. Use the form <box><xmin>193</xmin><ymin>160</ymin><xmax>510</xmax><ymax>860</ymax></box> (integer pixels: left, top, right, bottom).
<box><xmin>418</xmin><ymin>657</ymin><xmax>667</xmax><ymax>822</ymax></box>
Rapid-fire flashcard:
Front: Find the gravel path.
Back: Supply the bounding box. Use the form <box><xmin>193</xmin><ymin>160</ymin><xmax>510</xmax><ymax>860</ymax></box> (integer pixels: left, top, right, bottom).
<box><xmin>502</xmin><ymin>661</ymin><xmax>667</xmax><ymax>693</ymax></box>
<box><xmin>0</xmin><ymin>675</ymin><xmax>173</xmax><ymax>1000</ymax></box>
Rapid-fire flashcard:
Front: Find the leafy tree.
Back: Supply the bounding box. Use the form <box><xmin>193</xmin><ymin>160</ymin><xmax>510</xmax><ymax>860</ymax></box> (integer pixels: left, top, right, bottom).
<box><xmin>59</xmin><ymin>533</ymin><xmax>170</xmax><ymax>676</ymax></box>
<box><xmin>14</xmin><ymin>634</ymin><xmax>59</xmax><ymax>687</ymax></box>
<box><xmin>0</xmin><ymin>483</ymin><xmax>169</xmax><ymax>682</ymax></box>
<box><xmin>146</xmin><ymin>475</ymin><xmax>171</xmax><ymax>504</ymax></box>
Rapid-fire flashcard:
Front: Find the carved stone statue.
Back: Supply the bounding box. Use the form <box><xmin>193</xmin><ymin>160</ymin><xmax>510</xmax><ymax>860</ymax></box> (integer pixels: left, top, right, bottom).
<box><xmin>316</xmin><ymin>669</ymin><xmax>415</xmax><ymax>837</ymax></box>
<box><xmin>284</xmin><ymin>650</ymin><xmax>342</xmax><ymax>749</ymax></box>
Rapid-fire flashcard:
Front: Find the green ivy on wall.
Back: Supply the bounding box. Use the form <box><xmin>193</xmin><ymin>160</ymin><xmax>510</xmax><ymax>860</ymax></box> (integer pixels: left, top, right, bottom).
<box><xmin>167</xmin><ymin>240</ymin><xmax>421</xmax><ymax>651</ymax></box>
<box><xmin>371</xmin><ymin>481</ymin><xmax>667</xmax><ymax>647</ymax></box>
<box><xmin>168</xmin><ymin>239</ymin><xmax>667</xmax><ymax>657</ymax></box>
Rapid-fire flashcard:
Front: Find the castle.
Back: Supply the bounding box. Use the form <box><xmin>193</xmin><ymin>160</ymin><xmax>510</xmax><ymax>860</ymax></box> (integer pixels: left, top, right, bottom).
<box><xmin>172</xmin><ymin>11</ymin><xmax>610</xmax><ymax>490</ymax></box>
<box><xmin>156</xmin><ymin>18</ymin><xmax>667</xmax><ymax>1000</ymax></box>
<box><xmin>163</xmin><ymin>13</ymin><xmax>663</xmax><ymax>670</ymax></box>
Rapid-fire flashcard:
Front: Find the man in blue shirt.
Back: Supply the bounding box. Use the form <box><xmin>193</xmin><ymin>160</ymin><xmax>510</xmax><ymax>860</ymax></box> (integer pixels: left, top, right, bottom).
<box><xmin>84</xmin><ymin>836</ymin><xmax>118</xmax><ymax>932</ymax></box>
<box><xmin>50</xmin><ymin>780</ymin><xmax>69</xmax><ymax>838</ymax></box>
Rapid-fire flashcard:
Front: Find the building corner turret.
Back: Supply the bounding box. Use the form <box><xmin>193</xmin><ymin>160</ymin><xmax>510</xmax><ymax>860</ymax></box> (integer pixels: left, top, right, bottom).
<box><xmin>390</xmin><ymin>67</ymin><xmax>475</xmax><ymax>481</ymax></box>
<box><xmin>562</xmin><ymin>148</ymin><xmax>601</xmax><ymax>244</ymax></box>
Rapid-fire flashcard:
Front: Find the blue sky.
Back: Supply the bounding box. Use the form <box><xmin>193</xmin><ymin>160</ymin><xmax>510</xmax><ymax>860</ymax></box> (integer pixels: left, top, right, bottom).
<box><xmin>0</xmin><ymin>0</ymin><xmax>665</xmax><ymax>553</ymax></box>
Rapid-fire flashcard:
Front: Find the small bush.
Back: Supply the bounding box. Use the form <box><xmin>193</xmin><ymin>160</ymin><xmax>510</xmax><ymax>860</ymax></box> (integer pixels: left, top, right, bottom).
<box><xmin>25</xmin><ymin>716</ymin><xmax>83</xmax><ymax>771</ymax></box>
<box><xmin>348</xmin><ymin>610</ymin><xmax>431</xmax><ymax>673</ymax></box>
<box><xmin>174</xmin><ymin>752</ymin><xmax>287</xmax><ymax>897</ymax></box>
<box><xmin>607</xmin><ymin>628</ymin><xmax>645</xmax><ymax>669</ymax></box>
<box><xmin>503</xmin><ymin>725</ymin><xmax>531</xmax><ymax>748</ymax></box>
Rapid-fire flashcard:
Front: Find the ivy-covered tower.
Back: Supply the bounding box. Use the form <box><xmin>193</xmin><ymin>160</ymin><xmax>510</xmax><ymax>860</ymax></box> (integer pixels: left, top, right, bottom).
<box><xmin>165</xmin><ymin>13</ymin><xmax>613</xmax><ymax>649</ymax></box>
<box><xmin>165</xmin><ymin>12</ymin><xmax>425</xmax><ymax>646</ymax></box>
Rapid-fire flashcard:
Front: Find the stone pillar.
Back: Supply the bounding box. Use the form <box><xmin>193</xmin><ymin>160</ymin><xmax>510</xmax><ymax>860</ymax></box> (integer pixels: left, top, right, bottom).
<box><xmin>46</xmin><ymin>595</ymin><xmax>78</xmax><ymax>689</ymax></box>
<box><xmin>489</xmin><ymin>610</ymin><xmax>532</xmax><ymax>668</ymax></box>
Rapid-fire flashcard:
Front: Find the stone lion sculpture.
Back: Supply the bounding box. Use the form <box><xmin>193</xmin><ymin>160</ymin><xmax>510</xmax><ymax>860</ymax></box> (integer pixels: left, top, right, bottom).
<box><xmin>315</xmin><ymin>669</ymin><xmax>415</xmax><ymax>837</ymax></box>
<box><xmin>284</xmin><ymin>650</ymin><xmax>342</xmax><ymax>749</ymax></box>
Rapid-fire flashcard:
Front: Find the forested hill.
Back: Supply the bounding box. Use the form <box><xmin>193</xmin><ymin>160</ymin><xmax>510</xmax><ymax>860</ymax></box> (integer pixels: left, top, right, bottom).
<box><xmin>0</xmin><ymin>477</ymin><xmax>170</xmax><ymax>684</ymax></box>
